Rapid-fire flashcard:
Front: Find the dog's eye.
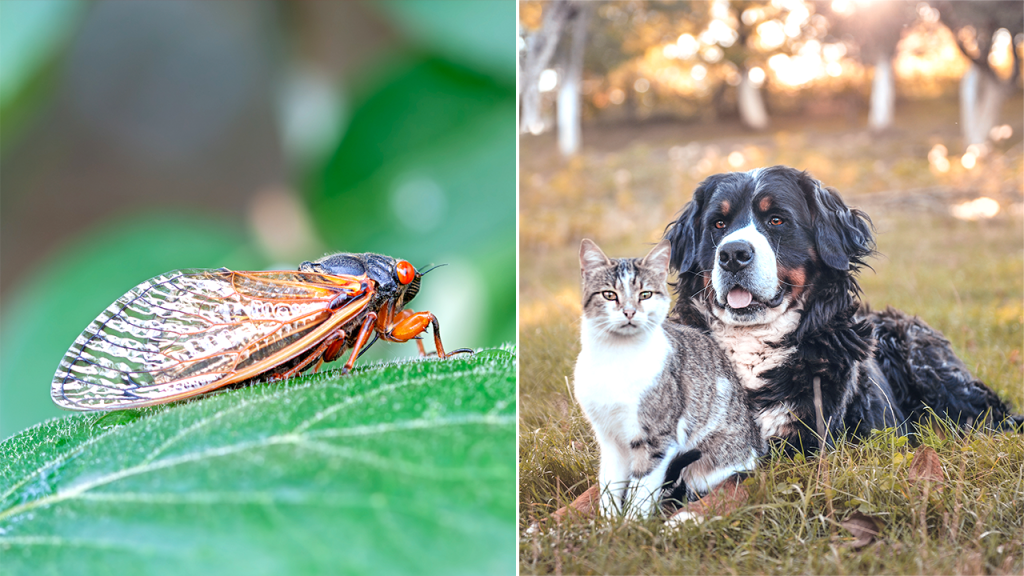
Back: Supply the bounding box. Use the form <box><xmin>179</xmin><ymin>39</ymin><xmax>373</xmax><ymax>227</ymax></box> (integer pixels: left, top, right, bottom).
<box><xmin>714</xmin><ymin>220</ymin><xmax>726</xmax><ymax>229</ymax></box>
<box><xmin>769</xmin><ymin>216</ymin><xmax>784</xmax><ymax>226</ymax></box>
<box><xmin>602</xmin><ymin>291</ymin><xmax>617</xmax><ymax>301</ymax></box>
<box><xmin>639</xmin><ymin>291</ymin><xmax>653</xmax><ymax>300</ymax></box>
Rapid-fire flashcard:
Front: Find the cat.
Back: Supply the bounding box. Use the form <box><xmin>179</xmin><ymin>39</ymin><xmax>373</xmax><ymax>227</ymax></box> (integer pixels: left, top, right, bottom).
<box><xmin>573</xmin><ymin>238</ymin><xmax>765</xmax><ymax>519</ymax></box>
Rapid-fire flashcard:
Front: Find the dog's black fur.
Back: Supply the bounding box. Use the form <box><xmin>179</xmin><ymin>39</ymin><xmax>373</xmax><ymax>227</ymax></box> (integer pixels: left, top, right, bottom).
<box><xmin>665</xmin><ymin>166</ymin><xmax>1022</xmax><ymax>454</ymax></box>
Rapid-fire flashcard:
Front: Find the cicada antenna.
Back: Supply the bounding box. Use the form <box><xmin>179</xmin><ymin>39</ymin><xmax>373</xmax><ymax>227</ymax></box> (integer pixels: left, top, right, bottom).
<box><xmin>418</xmin><ymin>263</ymin><xmax>448</xmax><ymax>276</ymax></box>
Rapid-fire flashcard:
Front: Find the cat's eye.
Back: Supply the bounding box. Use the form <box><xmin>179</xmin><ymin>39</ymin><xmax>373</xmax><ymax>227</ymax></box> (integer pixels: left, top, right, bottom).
<box><xmin>768</xmin><ymin>216</ymin><xmax>784</xmax><ymax>226</ymax></box>
<box><xmin>602</xmin><ymin>291</ymin><xmax>617</xmax><ymax>301</ymax></box>
<box><xmin>639</xmin><ymin>291</ymin><xmax>653</xmax><ymax>300</ymax></box>
<box><xmin>714</xmin><ymin>220</ymin><xmax>726</xmax><ymax>229</ymax></box>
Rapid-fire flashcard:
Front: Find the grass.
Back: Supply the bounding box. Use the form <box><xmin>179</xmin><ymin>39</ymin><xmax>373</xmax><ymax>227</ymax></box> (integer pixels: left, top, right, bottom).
<box><xmin>518</xmin><ymin>98</ymin><xmax>1024</xmax><ymax>574</ymax></box>
<box><xmin>521</xmin><ymin>426</ymin><xmax>1023</xmax><ymax>575</ymax></box>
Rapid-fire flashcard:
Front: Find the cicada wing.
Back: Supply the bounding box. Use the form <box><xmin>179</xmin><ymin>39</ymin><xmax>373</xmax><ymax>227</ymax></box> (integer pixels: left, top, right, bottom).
<box><xmin>52</xmin><ymin>269</ymin><xmax>371</xmax><ymax>410</ymax></box>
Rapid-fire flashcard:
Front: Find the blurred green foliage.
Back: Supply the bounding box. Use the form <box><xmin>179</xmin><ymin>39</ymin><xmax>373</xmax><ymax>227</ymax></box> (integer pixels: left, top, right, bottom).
<box><xmin>310</xmin><ymin>56</ymin><xmax>516</xmax><ymax>347</ymax></box>
<box><xmin>373</xmin><ymin>0</ymin><xmax>514</xmax><ymax>80</ymax></box>
<box><xmin>0</xmin><ymin>0</ymin><xmax>84</xmax><ymax>148</ymax></box>
<box><xmin>1</xmin><ymin>1</ymin><xmax>515</xmax><ymax>441</ymax></box>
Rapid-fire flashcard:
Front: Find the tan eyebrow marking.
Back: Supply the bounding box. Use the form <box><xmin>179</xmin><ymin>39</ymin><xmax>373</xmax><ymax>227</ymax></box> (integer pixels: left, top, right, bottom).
<box><xmin>759</xmin><ymin>196</ymin><xmax>773</xmax><ymax>211</ymax></box>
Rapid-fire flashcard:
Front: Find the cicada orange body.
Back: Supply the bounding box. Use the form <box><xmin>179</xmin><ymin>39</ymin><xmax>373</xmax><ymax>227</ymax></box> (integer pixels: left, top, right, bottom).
<box><xmin>51</xmin><ymin>252</ymin><xmax>472</xmax><ymax>410</ymax></box>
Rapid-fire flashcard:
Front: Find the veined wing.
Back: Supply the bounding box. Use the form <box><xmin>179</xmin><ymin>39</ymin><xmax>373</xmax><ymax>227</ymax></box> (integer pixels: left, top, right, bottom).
<box><xmin>52</xmin><ymin>269</ymin><xmax>372</xmax><ymax>410</ymax></box>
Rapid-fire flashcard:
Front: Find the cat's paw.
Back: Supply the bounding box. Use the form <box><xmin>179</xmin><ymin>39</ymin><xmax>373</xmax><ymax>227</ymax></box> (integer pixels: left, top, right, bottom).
<box><xmin>663</xmin><ymin>508</ymin><xmax>707</xmax><ymax>531</ymax></box>
<box><xmin>663</xmin><ymin>475</ymin><xmax>750</xmax><ymax>532</ymax></box>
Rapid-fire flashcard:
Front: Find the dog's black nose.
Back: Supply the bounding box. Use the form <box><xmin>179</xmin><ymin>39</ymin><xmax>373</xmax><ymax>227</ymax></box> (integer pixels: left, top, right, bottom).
<box><xmin>719</xmin><ymin>240</ymin><xmax>754</xmax><ymax>272</ymax></box>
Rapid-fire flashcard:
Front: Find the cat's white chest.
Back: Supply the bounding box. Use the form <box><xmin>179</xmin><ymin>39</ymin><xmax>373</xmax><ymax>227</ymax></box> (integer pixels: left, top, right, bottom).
<box><xmin>574</xmin><ymin>325</ymin><xmax>670</xmax><ymax>447</ymax></box>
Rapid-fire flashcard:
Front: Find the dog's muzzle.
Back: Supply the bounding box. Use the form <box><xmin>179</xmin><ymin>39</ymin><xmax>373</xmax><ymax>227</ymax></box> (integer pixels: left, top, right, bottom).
<box><xmin>712</xmin><ymin>224</ymin><xmax>781</xmax><ymax>310</ymax></box>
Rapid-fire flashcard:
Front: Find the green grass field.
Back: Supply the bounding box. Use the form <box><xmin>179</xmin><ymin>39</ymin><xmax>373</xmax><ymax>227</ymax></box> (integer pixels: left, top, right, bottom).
<box><xmin>518</xmin><ymin>101</ymin><xmax>1024</xmax><ymax>575</ymax></box>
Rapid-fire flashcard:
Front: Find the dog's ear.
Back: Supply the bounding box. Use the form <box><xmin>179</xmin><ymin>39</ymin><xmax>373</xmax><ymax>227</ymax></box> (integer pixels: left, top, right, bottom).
<box><xmin>799</xmin><ymin>173</ymin><xmax>875</xmax><ymax>271</ymax></box>
<box><xmin>665</xmin><ymin>177</ymin><xmax>714</xmax><ymax>273</ymax></box>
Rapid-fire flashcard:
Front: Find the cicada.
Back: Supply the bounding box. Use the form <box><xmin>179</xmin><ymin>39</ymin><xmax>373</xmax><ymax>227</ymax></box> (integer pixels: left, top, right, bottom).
<box><xmin>51</xmin><ymin>252</ymin><xmax>472</xmax><ymax>410</ymax></box>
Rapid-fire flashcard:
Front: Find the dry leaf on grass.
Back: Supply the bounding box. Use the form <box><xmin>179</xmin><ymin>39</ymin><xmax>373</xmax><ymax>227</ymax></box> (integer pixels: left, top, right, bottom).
<box><xmin>841</xmin><ymin>511</ymin><xmax>884</xmax><ymax>549</ymax></box>
<box><xmin>550</xmin><ymin>484</ymin><xmax>600</xmax><ymax>524</ymax></box>
<box><xmin>908</xmin><ymin>446</ymin><xmax>945</xmax><ymax>484</ymax></box>
<box><xmin>680</xmin><ymin>476</ymin><xmax>749</xmax><ymax>517</ymax></box>
<box><xmin>664</xmin><ymin>476</ymin><xmax>750</xmax><ymax>531</ymax></box>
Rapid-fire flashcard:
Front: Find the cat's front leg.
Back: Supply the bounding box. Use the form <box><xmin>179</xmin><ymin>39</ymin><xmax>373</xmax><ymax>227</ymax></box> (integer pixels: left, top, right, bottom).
<box><xmin>623</xmin><ymin>456</ymin><xmax>674</xmax><ymax>519</ymax></box>
<box><xmin>597</xmin><ymin>444</ymin><xmax>631</xmax><ymax>518</ymax></box>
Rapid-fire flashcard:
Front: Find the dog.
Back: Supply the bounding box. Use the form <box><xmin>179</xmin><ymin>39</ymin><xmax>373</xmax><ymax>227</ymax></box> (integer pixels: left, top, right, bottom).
<box><xmin>665</xmin><ymin>165</ymin><xmax>1023</xmax><ymax>454</ymax></box>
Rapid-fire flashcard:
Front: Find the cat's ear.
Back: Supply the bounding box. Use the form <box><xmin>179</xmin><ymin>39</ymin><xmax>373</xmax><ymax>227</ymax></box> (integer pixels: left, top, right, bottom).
<box><xmin>579</xmin><ymin>238</ymin><xmax>611</xmax><ymax>274</ymax></box>
<box><xmin>641</xmin><ymin>239</ymin><xmax>672</xmax><ymax>275</ymax></box>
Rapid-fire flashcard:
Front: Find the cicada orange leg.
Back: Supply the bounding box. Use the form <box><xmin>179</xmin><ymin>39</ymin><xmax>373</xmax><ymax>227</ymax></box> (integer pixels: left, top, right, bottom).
<box><xmin>381</xmin><ymin>308</ymin><xmax>473</xmax><ymax>359</ymax></box>
<box><xmin>341</xmin><ymin>313</ymin><xmax>379</xmax><ymax>374</ymax></box>
<box><xmin>339</xmin><ymin>307</ymin><xmax>472</xmax><ymax>374</ymax></box>
<box><xmin>268</xmin><ymin>327</ymin><xmax>348</xmax><ymax>380</ymax></box>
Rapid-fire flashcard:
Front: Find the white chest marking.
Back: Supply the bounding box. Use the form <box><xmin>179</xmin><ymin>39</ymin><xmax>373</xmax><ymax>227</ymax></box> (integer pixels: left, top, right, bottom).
<box><xmin>574</xmin><ymin>322</ymin><xmax>670</xmax><ymax>450</ymax></box>
<box><xmin>756</xmin><ymin>402</ymin><xmax>796</xmax><ymax>438</ymax></box>
<box><xmin>711</xmin><ymin>304</ymin><xmax>802</xmax><ymax>391</ymax></box>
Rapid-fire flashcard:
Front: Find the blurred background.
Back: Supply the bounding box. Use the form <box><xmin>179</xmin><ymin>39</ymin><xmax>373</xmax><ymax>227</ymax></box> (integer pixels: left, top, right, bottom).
<box><xmin>518</xmin><ymin>0</ymin><xmax>1023</xmax><ymax>538</ymax></box>
<box><xmin>0</xmin><ymin>0</ymin><xmax>515</xmax><ymax>438</ymax></box>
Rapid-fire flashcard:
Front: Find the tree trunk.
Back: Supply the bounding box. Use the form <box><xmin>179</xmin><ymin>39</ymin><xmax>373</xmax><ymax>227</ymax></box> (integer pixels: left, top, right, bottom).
<box><xmin>868</xmin><ymin>55</ymin><xmax>895</xmax><ymax>132</ymax></box>
<box><xmin>973</xmin><ymin>71</ymin><xmax>1006</xmax><ymax>145</ymax></box>
<box><xmin>737</xmin><ymin>72</ymin><xmax>768</xmax><ymax>131</ymax></box>
<box><xmin>959</xmin><ymin>63</ymin><xmax>979</xmax><ymax>145</ymax></box>
<box><xmin>520</xmin><ymin>0</ymin><xmax>573</xmax><ymax>134</ymax></box>
<box><xmin>958</xmin><ymin>62</ymin><xmax>1015</xmax><ymax>147</ymax></box>
<box><xmin>557</xmin><ymin>4</ymin><xmax>588</xmax><ymax>156</ymax></box>
<box><xmin>556</xmin><ymin>74</ymin><xmax>580</xmax><ymax>154</ymax></box>
<box><xmin>960</xmin><ymin>63</ymin><xmax>1010</xmax><ymax>147</ymax></box>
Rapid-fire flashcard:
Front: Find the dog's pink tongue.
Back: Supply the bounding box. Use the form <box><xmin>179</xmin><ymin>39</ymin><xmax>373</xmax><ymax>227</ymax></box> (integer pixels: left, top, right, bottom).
<box><xmin>727</xmin><ymin>287</ymin><xmax>753</xmax><ymax>309</ymax></box>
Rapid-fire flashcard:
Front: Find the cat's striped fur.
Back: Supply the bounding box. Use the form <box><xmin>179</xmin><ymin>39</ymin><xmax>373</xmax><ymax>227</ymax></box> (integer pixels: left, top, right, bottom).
<box><xmin>574</xmin><ymin>239</ymin><xmax>764</xmax><ymax>518</ymax></box>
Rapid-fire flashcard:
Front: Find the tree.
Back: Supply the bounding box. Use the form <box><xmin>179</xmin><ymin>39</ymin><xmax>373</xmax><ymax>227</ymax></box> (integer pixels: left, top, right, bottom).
<box><xmin>815</xmin><ymin>0</ymin><xmax>918</xmax><ymax>133</ymax></box>
<box><xmin>936</xmin><ymin>1</ymin><xmax>1023</xmax><ymax>148</ymax></box>
<box><xmin>519</xmin><ymin>0</ymin><xmax>575</xmax><ymax>135</ymax></box>
<box><xmin>727</xmin><ymin>0</ymin><xmax>824</xmax><ymax>131</ymax></box>
<box><xmin>556</xmin><ymin>3</ymin><xmax>590</xmax><ymax>156</ymax></box>
<box><xmin>729</xmin><ymin>1</ymin><xmax>772</xmax><ymax>130</ymax></box>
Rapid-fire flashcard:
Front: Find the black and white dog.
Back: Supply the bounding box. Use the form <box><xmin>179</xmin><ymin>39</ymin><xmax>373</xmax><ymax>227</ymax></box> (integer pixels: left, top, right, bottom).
<box><xmin>666</xmin><ymin>165</ymin><xmax>1022</xmax><ymax>454</ymax></box>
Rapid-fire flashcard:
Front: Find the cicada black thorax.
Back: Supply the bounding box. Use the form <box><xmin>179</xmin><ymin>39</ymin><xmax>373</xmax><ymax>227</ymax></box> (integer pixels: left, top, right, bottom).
<box><xmin>300</xmin><ymin>251</ymin><xmax>423</xmax><ymax>349</ymax></box>
<box><xmin>302</xmin><ymin>252</ymin><xmax>420</xmax><ymax>312</ymax></box>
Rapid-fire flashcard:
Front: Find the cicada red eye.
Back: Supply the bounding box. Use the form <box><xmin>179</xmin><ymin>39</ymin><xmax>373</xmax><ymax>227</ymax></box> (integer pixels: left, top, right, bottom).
<box><xmin>396</xmin><ymin>260</ymin><xmax>416</xmax><ymax>285</ymax></box>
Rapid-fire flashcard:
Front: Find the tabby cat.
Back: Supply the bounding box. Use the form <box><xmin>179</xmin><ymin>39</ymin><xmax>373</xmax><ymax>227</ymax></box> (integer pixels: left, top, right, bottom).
<box><xmin>574</xmin><ymin>238</ymin><xmax>764</xmax><ymax>518</ymax></box>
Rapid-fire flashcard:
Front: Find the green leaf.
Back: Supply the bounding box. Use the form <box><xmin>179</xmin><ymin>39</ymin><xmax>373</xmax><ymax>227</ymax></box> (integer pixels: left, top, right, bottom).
<box><xmin>308</xmin><ymin>57</ymin><xmax>516</xmax><ymax>347</ymax></box>
<box><xmin>311</xmin><ymin>57</ymin><xmax>514</xmax><ymax>252</ymax></box>
<box><xmin>0</xmin><ymin>0</ymin><xmax>83</xmax><ymax>106</ymax></box>
<box><xmin>0</xmin><ymin>349</ymin><xmax>515</xmax><ymax>575</ymax></box>
<box><xmin>0</xmin><ymin>0</ymin><xmax>85</xmax><ymax>147</ymax></box>
<box><xmin>0</xmin><ymin>213</ymin><xmax>263</xmax><ymax>438</ymax></box>
<box><xmin>370</xmin><ymin>0</ymin><xmax>515</xmax><ymax>83</ymax></box>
